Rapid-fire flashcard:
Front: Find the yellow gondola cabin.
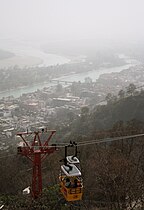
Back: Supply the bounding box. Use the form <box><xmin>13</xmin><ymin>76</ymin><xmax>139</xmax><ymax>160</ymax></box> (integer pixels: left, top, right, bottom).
<box><xmin>59</xmin><ymin>163</ymin><xmax>83</xmax><ymax>202</ymax></box>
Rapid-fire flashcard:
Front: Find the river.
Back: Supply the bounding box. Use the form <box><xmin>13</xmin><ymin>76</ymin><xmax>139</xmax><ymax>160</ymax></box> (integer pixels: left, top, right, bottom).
<box><xmin>0</xmin><ymin>56</ymin><xmax>140</xmax><ymax>99</ymax></box>
<box><xmin>0</xmin><ymin>42</ymin><xmax>70</xmax><ymax>68</ymax></box>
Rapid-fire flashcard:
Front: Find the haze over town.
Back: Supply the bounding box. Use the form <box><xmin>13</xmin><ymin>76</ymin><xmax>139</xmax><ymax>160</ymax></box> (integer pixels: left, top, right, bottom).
<box><xmin>2</xmin><ymin>1</ymin><xmax>144</xmax><ymax>209</ymax></box>
<box><xmin>0</xmin><ymin>0</ymin><xmax>144</xmax><ymax>44</ymax></box>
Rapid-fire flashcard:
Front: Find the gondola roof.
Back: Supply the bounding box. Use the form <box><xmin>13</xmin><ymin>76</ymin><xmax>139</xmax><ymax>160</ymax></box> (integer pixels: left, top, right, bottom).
<box><xmin>66</xmin><ymin>156</ymin><xmax>80</xmax><ymax>164</ymax></box>
<box><xmin>61</xmin><ymin>164</ymin><xmax>81</xmax><ymax>177</ymax></box>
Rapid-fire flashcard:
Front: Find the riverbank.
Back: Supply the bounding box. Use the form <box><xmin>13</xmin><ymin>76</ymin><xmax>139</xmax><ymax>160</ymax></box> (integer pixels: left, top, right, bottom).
<box><xmin>0</xmin><ymin>40</ymin><xmax>71</xmax><ymax>69</ymax></box>
<box><xmin>0</xmin><ymin>56</ymin><xmax>139</xmax><ymax>99</ymax></box>
<box><xmin>0</xmin><ymin>55</ymin><xmax>43</xmax><ymax>69</ymax></box>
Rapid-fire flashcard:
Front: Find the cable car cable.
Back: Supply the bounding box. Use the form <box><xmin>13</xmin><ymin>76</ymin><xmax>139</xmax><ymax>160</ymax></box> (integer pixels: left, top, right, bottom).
<box><xmin>38</xmin><ymin>133</ymin><xmax>144</xmax><ymax>148</ymax></box>
<box><xmin>76</xmin><ymin>133</ymin><xmax>144</xmax><ymax>147</ymax></box>
<box><xmin>1</xmin><ymin>133</ymin><xmax>144</xmax><ymax>159</ymax></box>
<box><xmin>0</xmin><ymin>154</ymin><xmax>16</xmax><ymax>159</ymax></box>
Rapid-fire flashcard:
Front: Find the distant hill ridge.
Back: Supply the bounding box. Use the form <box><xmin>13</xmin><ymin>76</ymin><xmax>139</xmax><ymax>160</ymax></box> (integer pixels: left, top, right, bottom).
<box><xmin>0</xmin><ymin>49</ymin><xmax>14</xmax><ymax>60</ymax></box>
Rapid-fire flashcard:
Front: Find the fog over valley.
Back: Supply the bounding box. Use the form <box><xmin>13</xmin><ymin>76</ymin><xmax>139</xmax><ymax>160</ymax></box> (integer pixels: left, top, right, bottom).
<box><xmin>0</xmin><ymin>0</ymin><xmax>144</xmax><ymax>42</ymax></box>
<box><xmin>0</xmin><ymin>0</ymin><xmax>143</xmax><ymax>97</ymax></box>
<box><xmin>0</xmin><ymin>0</ymin><xmax>144</xmax><ymax>69</ymax></box>
<box><xmin>2</xmin><ymin>1</ymin><xmax>144</xmax><ymax>209</ymax></box>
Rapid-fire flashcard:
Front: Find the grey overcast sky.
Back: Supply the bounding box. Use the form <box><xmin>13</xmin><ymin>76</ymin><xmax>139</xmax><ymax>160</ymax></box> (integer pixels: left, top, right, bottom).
<box><xmin>0</xmin><ymin>0</ymin><xmax>144</xmax><ymax>43</ymax></box>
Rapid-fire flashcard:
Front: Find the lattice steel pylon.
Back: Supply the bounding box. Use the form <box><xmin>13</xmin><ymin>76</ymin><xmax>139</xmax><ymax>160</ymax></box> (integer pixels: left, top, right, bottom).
<box><xmin>17</xmin><ymin>129</ymin><xmax>56</xmax><ymax>199</ymax></box>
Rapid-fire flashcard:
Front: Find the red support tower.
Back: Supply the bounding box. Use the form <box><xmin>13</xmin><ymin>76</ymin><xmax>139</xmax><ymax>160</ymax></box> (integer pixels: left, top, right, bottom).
<box><xmin>17</xmin><ymin>129</ymin><xmax>56</xmax><ymax>199</ymax></box>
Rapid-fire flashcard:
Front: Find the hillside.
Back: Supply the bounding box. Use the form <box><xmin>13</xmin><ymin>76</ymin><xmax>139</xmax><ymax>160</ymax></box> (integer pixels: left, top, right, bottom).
<box><xmin>65</xmin><ymin>91</ymin><xmax>144</xmax><ymax>140</ymax></box>
<box><xmin>1</xmin><ymin>91</ymin><xmax>144</xmax><ymax>209</ymax></box>
<box><xmin>91</xmin><ymin>92</ymin><xmax>144</xmax><ymax>128</ymax></box>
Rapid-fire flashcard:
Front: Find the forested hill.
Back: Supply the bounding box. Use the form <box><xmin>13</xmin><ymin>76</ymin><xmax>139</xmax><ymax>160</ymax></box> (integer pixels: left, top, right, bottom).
<box><xmin>67</xmin><ymin>91</ymin><xmax>144</xmax><ymax>140</ymax></box>
<box><xmin>91</xmin><ymin>92</ymin><xmax>144</xmax><ymax>129</ymax></box>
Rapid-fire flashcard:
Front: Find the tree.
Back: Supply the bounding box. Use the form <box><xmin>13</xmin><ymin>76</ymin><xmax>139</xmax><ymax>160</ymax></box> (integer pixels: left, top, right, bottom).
<box><xmin>126</xmin><ymin>83</ymin><xmax>136</xmax><ymax>96</ymax></box>
<box><xmin>84</xmin><ymin>134</ymin><xmax>144</xmax><ymax>210</ymax></box>
<box><xmin>105</xmin><ymin>93</ymin><xmax>117</xmax><ymax>104</ymax></box>
<box><xmin>81</xmin><ymin>106</ymin><xmax>89</xmax><ymax>116</ymax></box>
<box><xmin>67</xmin><ymin>111</ymin><xmax>76</xmax><ymax>122</ymax></box>
<box><xmin>118</xmin><ymin>89</ymin><xmax>125</xmax><ymax>99</ymax></box>
<box><xmin>84</xmin><ymin>77</ymin><xmax>92</xmax><ymax>84</ymax></box>
<box><xmin>55</xmin><ymin>83</ymin><xmax>63</xmax><ymax>93</ymax></box>
<box><xmin>71</xmin><ymin>82</ymin><xmax>81</xmax><ymax>96</ymax></box>
<box><xmin>105</xmin><ymin>93</ymin><xmax>113</xmax><ymax>104</ymax></box>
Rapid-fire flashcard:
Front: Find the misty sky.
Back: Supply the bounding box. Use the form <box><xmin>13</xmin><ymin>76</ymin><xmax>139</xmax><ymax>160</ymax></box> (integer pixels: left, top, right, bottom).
<box><xmin>0</xmin><ymin>0</ymin><xmax>144</xmax><ymax>43</ymax></box>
